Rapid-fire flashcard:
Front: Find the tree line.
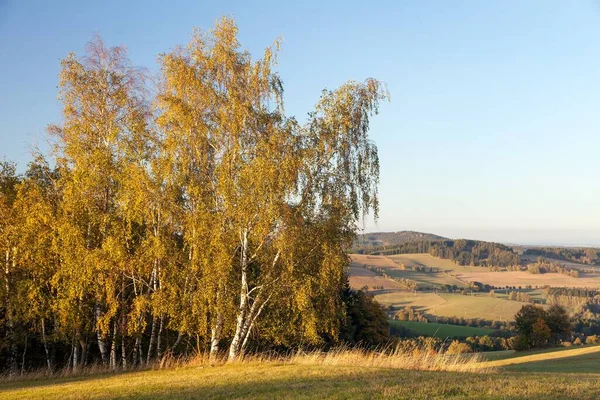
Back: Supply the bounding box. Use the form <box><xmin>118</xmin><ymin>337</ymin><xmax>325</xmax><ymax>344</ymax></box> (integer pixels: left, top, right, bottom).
<box><xmin>524</xmin><ymin>247</ymin><xmax>600</xmax><ymax>266</ymax></box>
<box><xmin>526</xmin><ymin>257</ymin><xmax>580</xmax><ymax>277</ymax></box>
<box><xmin>0</xmin><ymin>18</ymin><xmax>387</xmax><ymax>374</ymax></box>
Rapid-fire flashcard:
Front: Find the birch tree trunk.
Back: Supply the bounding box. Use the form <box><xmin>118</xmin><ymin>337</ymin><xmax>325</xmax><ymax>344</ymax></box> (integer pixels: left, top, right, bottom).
<box><xmin>156</xmin><ymin>314</ymin><xmax>165</xmax><ymax>360</ymax></box>
<box><xmin>209</xmin><ymin>288</ymin><xmax>223</xmax><ymax>359</ymax></box>
<box><xmin>41</xmin><ymin>319</ymin><xmax>52</xmax><ymax>371</ymax></box>
<box><xmin>79</xmin><ymin>338</ymin><xmax>87</xmax><ymax>367</ymax></box>
<box><xmin>147</xmin><ymin>315</ymin><xmax>158</xmax><ymax>363</ymax></box>
<box><xmin>132</xmin><ymin>336</ymin><xmax>140</xmax><ymax>366</ymax></box>
<box><xmin>72</xmin><ymin>333</ymin><xmax>79</xmax><ymax>372</ymax></box>
<box><xmin>110</xmin><ymin>319</ymin><xmax>117</xmax><ymax>370</ymax></box>
<box><xmin>146</xmin><ymin>258</ymin><xmax>159</xmax><ymax>363</ymax></box>
<box><xmin>95</xmin><ymin>305</ymin><xmax>108</xmax><ymax>364</ymax></box>
<box><xmin>228</xmin><ymin>230</ymin><xmax>249</xmax><ymax>361</ymax></box>
<box><xmin>209</xmin><ymin>312</ymin><xmax>223</xmax><ymax>359</ymax></box>
<box><xmin>121</xmin><ymin>333</ymin><xmax>127</xmax><ymax>369</ymax></box>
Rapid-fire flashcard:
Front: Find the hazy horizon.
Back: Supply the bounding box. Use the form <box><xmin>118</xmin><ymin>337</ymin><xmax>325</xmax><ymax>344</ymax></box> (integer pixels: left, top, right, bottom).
<box><xmin>360</xmin><ymin>226</ymin><xmax>600</xmax><ymax>247</ymax></box>
<box><xmin>1</xmin><ymin>0</ymin><xmax>599</xmax><ymax>245</ymax></box>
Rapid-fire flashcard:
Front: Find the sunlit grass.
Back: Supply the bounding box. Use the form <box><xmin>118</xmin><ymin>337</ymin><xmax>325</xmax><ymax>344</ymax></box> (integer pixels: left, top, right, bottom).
<box><xmin>1</xmin><ymin>346</ymin><xmax>600</xmax><ymax>399</ymax></box>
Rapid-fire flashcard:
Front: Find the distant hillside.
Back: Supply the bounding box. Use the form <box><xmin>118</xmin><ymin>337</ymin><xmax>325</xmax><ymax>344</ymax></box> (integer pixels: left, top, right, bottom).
<box><xmin>354</xmin><ymin>231</ymin><xmax>447</xmax><ymax>250</ymax></box>
<box><xmin>358</xmin><ymin>238</ymin><xmax>519</xmax><ymax>268</ymax></box>
<box><xmin>523</xmin><ymin>247</ymin><xmax>600</xmax><ymax>266</ymax></box>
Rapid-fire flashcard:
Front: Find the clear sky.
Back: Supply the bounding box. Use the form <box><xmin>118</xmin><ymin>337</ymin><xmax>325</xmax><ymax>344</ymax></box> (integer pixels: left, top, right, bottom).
<box><xmin>1</xmin><ymin>0</ymin><xmax>599</xmax><ymax>245</ymax></box>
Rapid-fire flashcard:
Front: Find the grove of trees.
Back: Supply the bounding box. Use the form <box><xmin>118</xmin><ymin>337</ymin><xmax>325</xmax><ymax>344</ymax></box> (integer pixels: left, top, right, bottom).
<box><xmin>0</xmin><ymin>18</ymin><xmax>388</xmax><ymax>374</ymax></box>
<box><xmin>514</xmin><ymin>304</ymin><xmax>571</xmax><ymax>349</ymax></box>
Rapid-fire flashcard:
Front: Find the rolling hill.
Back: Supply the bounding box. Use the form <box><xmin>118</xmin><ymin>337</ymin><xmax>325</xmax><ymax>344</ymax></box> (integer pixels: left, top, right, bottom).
<box><xmin>353</xmin><ymin>231</ymin><xmax>447</xmax><ymax>250</ymax></box>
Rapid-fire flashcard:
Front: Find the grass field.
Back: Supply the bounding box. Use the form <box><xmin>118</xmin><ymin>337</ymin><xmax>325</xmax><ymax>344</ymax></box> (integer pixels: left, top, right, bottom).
<box><xmin>2</xmin><ymin>347</ymin><xmax>600</xmax><ymax>399</ymax></box>
<box><xmin>375</xmin><ymin>291</ymin><xmax>530</xmax><ymax>321</ymax></box>
<box><xmin>432</xmin><ymin>293</ymin><xmax>532</xmax><ymax>321</ymax></box>
<box><xmin>390</xmin><ymin>320</ymin><xmax>496</xmax><ymax>338</ymax></box>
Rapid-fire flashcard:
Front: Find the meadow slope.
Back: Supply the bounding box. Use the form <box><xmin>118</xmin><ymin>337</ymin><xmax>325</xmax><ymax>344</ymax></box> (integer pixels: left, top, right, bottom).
<box><xmin>1</xmin><ymin>360</ymin><xmax>600</xmax><ymax>400</ymax></box>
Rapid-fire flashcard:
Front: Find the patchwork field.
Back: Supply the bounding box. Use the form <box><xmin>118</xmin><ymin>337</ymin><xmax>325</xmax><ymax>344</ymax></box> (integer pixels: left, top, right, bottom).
<box><xmin>390</xmin><ymin>320</ymin><xmax>496</xmax><ymax>338</ymax></box>
<box><xmin>349</xmin><ymin>252</ymin><xmax>600</xmax><ymax>322</ymax></box>
<box><xmin>347</xmin><ymin>266</ymin><xmax>405</xmax><ymax>291</ymax></box>
<box><xmin>388</xmin><ymin>253</ymin><xmax>489</xmax><ymax>274</ymax></box>
<box><xmin>385</xmin><ymin>268</ymin><xmax>467</xmax><ymax>288</ymax></box>
<box><xmin>456</xmin><ymin>270</ymin><xmax>600</xmax><ymax>289</ymax></box>
<box><xmin>350</xmin><ymin>254</ymin><xmax>469</xmax><ymax>289</ymax></box>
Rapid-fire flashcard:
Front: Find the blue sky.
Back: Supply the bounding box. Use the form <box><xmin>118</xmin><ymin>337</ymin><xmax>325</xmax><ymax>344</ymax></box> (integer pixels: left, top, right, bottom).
<box><xmin>1</xmin><ymin>0</ymin><xmax>599</xmax><ymax>245</ymax></box>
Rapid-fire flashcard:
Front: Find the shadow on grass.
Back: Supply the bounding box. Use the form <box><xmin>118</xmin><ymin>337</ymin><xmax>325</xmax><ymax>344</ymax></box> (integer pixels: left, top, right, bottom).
<box><xmin>504</xmin><ymin>348</ymin><xmax>600</xmax><ymax>373</ymax></box>
<box><xmin>0</xmin><ymin>368</ymin><xmax>148</xmax><ymax>393</ymax></box>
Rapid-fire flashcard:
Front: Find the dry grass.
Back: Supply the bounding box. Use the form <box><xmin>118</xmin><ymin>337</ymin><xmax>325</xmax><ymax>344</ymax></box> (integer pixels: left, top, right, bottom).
<box><xmin>287</xmin><ymin>346</ymin><xmax>490</xmax><ymax>373</ymax></box>
<box><xmin>0</xmin><ymin>345</ymin><xmax>489</xmax><ymax>386</ymax></box>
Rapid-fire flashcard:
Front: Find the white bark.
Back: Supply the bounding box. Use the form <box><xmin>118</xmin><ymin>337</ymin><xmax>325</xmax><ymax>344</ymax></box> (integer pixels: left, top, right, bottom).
<box><xmin>228</xmin><ymin>229</ymin><xmax>249</xmax><ymax>361</ymax></box>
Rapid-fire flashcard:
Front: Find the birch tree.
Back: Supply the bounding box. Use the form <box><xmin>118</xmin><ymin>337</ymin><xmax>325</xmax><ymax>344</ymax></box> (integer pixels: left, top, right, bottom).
<box><xmin>49</xmin><ymin>36</ymin><xmax>151</xmax><ymax>369</ymax></box>
<box><xmin>156</xmin><ymin>17</ymin><xmax>386</xmax><ymax>361</ymax></box>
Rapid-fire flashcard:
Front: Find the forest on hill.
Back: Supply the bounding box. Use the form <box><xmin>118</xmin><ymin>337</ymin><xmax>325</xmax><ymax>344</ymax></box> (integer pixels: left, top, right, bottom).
<box><xmin>0</xmin><ymin>18</ymin><xmax>388</xmax><ymax>374</ymax></box>
<box><xmin>362</xmin><ymin>239</ymin><xmax>520</xmax><ymax>267</ymax></box>
<box><xmin>524</xmin><ymin>247</ymin><xmax>600</xmax><ymax>266</ymax></box>
<box><xmin>353</xmin><ymin>231</ymin><xmax>446</xmax><ymax>250</ymax></box>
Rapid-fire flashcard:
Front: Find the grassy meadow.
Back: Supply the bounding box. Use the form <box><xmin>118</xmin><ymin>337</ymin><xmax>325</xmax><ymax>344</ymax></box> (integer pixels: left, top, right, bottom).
<box><xmin>2</xmin><ymin>346</ymin><xmax>600</xmax><ymax>399</ymax></box>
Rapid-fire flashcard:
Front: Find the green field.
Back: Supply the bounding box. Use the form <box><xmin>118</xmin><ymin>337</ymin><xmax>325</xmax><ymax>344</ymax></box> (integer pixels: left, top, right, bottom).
<box><xmin>390</xmin><ymin>320</ymin><xmax>496</xmax><ymax>338</ymax></box>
